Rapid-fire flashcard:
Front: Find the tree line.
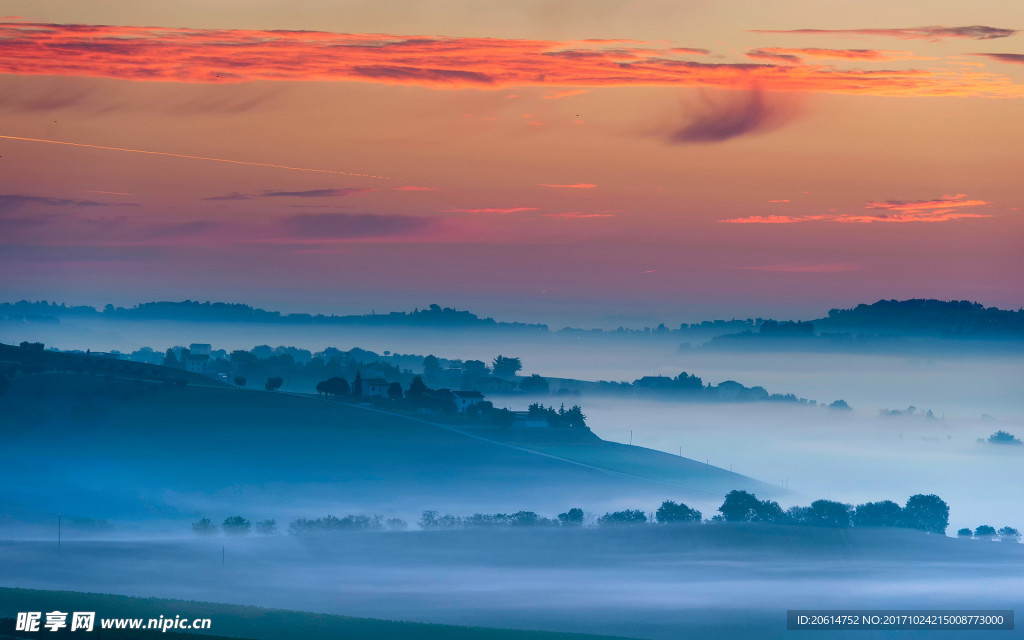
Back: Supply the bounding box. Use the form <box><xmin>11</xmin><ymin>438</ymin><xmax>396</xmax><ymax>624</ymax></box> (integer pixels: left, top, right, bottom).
<box><xmin>192</xmin><ymin>490</ymin><xmax>1020</xmax><ymax>540</ymax></box>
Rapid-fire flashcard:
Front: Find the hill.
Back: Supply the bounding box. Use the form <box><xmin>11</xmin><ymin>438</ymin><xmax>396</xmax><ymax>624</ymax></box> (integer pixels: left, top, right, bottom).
<box><xmin>0</xmin><ymin>372</ymin><xmax>771</xmax><ymax>526</ymax></box>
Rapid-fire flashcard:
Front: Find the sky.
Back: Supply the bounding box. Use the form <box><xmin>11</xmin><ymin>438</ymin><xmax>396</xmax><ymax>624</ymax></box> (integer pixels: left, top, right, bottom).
<box><xmin>0</xmin><ymin>1</ymin><xmax>1022</xmax><ymax>326</ymax></box>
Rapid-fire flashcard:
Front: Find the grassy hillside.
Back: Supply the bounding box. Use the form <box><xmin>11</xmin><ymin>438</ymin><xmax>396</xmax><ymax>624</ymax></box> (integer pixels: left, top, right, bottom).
<box><xmin>0</xmin><ymin>588</ymin><xmax>631</xmax><ymax>640</ymax></box>
<box><xmin>0</xmin><ymin>373</ymin><xmax>770</xmax><ymax>524</ymax></box>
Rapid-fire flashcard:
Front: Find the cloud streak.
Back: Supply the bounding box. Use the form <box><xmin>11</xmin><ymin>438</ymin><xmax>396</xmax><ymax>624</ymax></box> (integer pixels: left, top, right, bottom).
<box><xmin>0</xmin><ymin>193</ymin><xmax>134</xmax><ymax>214</ymax></box>
<box><xmin>973</xmin><ymin>53</ymin><xmax>1024</xmax><ymax>65</ymax></box>
<box><xmin>1</xmin><ymin>22</ymin><xmax>1022</xmax><ymax>98</ymax></box>
<box><xmin>443</xmin><ymin>207</ymin><xmax>538</xmax><ymax>214</ymax></box>
<box><xmin>538</xmin><ymin>183</ymin><xmax>597</xmax><ymax>189</ymax></box>
<box><xmin>720</xmin><ymin>194</ymin><xmax>993</xmax><ymax>224</ymax></box>
<box><xmin>752</xmin><ymin>25</ymin><xmax>1018</xmax><ymax>41</ymax></box>
<box><xmin>747</xmin><ymin>47</ymin><xmax>924</xmax><ymax>62</ymax></box>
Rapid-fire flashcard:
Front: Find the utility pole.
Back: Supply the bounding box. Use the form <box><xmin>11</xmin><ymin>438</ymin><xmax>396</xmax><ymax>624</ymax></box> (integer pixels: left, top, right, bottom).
<box><xmin>221</xmin><ymin>546</ymin><xmax>225</xmax><ymax>567</ymax></box>
<box><xmin>629</xmin><ymin>430</ymin><xmax>632</xmax><ymax>446</ymax></box>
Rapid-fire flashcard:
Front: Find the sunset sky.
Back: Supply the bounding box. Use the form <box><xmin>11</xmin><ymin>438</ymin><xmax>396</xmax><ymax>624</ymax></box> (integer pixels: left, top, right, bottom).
<box><xmin>1</xmin><ymin>1</ymin><xmax>1022</xmax><ymax>326</ymax></box>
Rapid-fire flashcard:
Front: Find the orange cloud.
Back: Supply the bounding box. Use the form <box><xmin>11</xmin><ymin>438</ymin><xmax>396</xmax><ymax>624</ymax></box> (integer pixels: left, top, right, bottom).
<box><xmin>538</xmin><ymin>183</ymin><xmax>597</xmax><ymax>189</ymax></box>
<box><xmin>1</xmin><ymin>22</ymin><xmax>1022</xmax><ymax>98</ymax></box>
<box><xmin>721</xmin><ymin>194</ymin><xmax>993</xmax><ymax>224</ymax></box>
<box><xmin>720</xmin><ymin>214</ymin><xmax>830</xmax><ymax>224</ymax></box>
<box><xmin>767</xmin><ymin>199</ymin><xmax>790</xmax><ymax>203</ymax></box>
<box><xmin>444</xmin><ymin>207</ymin><xmax>538</xmax><ymax>214</ymax></box>
<box><xmin>543</xmin><ymin>212</ymin><xmax>615</xmax><ymax>219</ymax></box>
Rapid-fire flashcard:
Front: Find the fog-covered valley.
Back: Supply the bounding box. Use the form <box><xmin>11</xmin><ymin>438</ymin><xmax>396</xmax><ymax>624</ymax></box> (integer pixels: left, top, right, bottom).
<box><xmin>2</xmin><ymin>316</ymin><xmax>1023</xmax><ymax>639</ymax></box>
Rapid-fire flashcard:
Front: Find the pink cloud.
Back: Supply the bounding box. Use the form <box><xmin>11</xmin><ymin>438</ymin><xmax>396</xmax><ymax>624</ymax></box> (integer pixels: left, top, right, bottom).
<box><xmin>538</xmin><ymin>183</ymin><xmax>597</xmax><ymax>189</ymax></box>
<box><xmin>543</xmin><ymin>212</ymin><xmax>615</xmax><ymax>219</ymax></box>
<box><xmin>394</xmin><ymin>186</ymin><xmax>439</xmax><ymax>191</ymax></box>
<box><xmin>443</xmin><ymin>207</ymin><xmax>539</xmax><ymax>214</ymax></box>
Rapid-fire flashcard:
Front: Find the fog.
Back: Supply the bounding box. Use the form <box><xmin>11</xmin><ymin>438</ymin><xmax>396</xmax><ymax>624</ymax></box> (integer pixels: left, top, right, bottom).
<box><xmin>2</xmin><ymin>528</ymin><xmax>1022</xmax><ymax>640</ymax></box>
<box><xmin>2</xmin><ymin>318</ymin><xmax>1023</xmax><ymax>638</ymax></box>
<box><xmin>6</xmin><ymin>318</ymin><xmax>1022</xmax><ymax>415</ymax></box>
<box><xmin>582</xmin><ymin>399</ymin><xmax>1024</xmax><ymax>533</ymax></box>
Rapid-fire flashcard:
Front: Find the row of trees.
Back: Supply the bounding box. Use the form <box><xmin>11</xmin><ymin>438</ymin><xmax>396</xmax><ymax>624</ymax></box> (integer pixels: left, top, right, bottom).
<box><xmin>713</xmin><ymin>490</ymin><xmax>950</xmax><ymax>534</ymax></box>
<box><xmin>192</xmin><ymin>515</ymin><xmax>408</xmax><ymax>536</ymax></box>
<box><xmin>957</xmin><ymin>525</ymin><xmax>1021</xmax><ymax>542</ymax></box>
<box><xmin>192</xmin><ymin>517</ymin><xmax>277</xmax><ymax>536</ymax></box>
<box><xmin>192</xmin><ymin>492</ymin><xmax>1014</xmax><ymax>539</ymax></box>
<box><xmin>526</xmin><ymin>403</ymin><xmax>588</xmax><ymax>429</ymax></box>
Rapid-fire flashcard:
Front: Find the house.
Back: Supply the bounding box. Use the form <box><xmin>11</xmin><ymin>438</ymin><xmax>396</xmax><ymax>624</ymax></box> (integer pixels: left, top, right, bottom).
<box><xmin>189</xmin><ymin>343</ymin><xmax>212</xmax><ymax>357</ymax></box>
<box><xmin>364</xmin><ymin>378</ymin><xmax>391</xmax><ymax>397</ymax></box>
<box><xmin>183</xmin><ymin>353</ymin><xmax>209</xmax><ymax>373</ymax></box>
<box><xmin>452</xmin><ymin>390</ymin><xmax>485</xmax><ymax>413</ymax></box>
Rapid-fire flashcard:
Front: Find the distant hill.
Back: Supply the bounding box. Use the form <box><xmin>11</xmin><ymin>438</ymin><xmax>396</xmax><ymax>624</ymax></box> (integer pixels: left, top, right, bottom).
<box><xmin>6</xmin><ymin>297</ymin><xmax>1018</xmax><ymax>346</ymax></box>
<box><xmin>706</xmin><ymin>299</ymin><xmax>1024</xmax><ymax>351</ymax></box>
<box><xmin>816</xmin><ymin>299</ymin><xmax>1024</xmax><ymax>337</ymax></box>
<box><xmin>0</xmin><ymin>301</ymin><xmax>548</xmax><ymax>331</ymax></box>
<box><xmin>0</xmin><ymin>372</ymin><xmax>771</xmax><ymax>524</ymax></box>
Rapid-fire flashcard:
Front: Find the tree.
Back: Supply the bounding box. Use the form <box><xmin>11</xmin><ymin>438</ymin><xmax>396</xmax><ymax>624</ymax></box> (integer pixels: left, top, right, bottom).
<box><xmin>491</xmin><ymin>355</ymin><xmax>522</xmax><ymax>378</ymax></box>
<box><xmin>317</xmin><ymin>376</ymin><xmax>349</xmax><ymax>397</ymax></box>
<box><xmin>353</xmin><ymin>371</ymin><xmax>363</xmax><ymax>397</ymax></box>
<box><xmin>234</xmin><ymin>376</ymin><xmax>246</xmax><ymax>387</ymax></box>
<box><xmin>805</xmin><ymin>500</ymin><xmax>853</xmax><ymax>528</ymax></box>
<box><xmin>407</xmin><ymin>375</ymin><xmax>428</xmax><ymax>398</ymax></box>
<box><xmin>463</xmin><ymin>360</ymin><xmax>490</xmax><ymax>378</ymax></box>
<box><xmin>519</xmin><ymin>374</ymin><xmax>549</xmax><ymax>393</ymax></box>
<box><xmin>656</xmin><ymin>500</ymin><xmax>702</xmax><ymax>524</ymax></box>
<box><xmin>829</xmin><ymin>399</ymin><xmax>852</xmax><ymax>411</ymax></box>
<box><xmin>975</xmin><ymin>525</ymin><xmax>997</xmax><ymax>540</ymax></box>
<box><xmin>264</xmin><ymin>377</ymin><xmax>283</xmax><ymax>391</ymax></box>
<box><xmin>387</xmin><ymin>381</ymin><xmax>404</xmax><ymax>400</ymax></box>
<box><xmin>558</xmin><ymin>508</ymin><xmax>584</xmax><ymax>527</ymax></box>
<box><xmin>998</xmin><ymin>526</ymin><xmax>1021</xmax><ymax>543</ymax></box>
<box><xmin>254</xmin><ymin>519</ymin><xmax>278</xmax><ymax>535</ymax></box>
<box><xmin>163</xmin><ymin>348</ymin><xmax>182</xmax><ymax>368</ymax></box>
<box><xmin>956</xmin><ymin>528</ymin><xmax>973</xmax><ymax>538</ymax></box>
<box><xmin>423</xmin><ymin>355</ymin><xmax>441</xmax><ymax>378</ymax></box>
<box><xmin>718</xmin><ymin>490</ymin><xmax>762</xmax><ymax>523</ymax></box>
<box><xmin>902</xmin><ymin>494</ymin><xmax>949</xmax><ymax>534</ymax></box>
<box><xmin>853</xmin><ymin>500</ymin><xmax>903</xmax><ymax>528</ymax></box>
<box><xmin>561</xmin><ymin>405</ymin><xmax>587</xmax><ymax>429</ymax></box>
<box><xmin>222</xmin><ymin>516</ymin><xmax>252</xmax><ymax>536</ymax></box>
<box><xmin>988</xmin><ymin>430</ymin><xmax>1023</xmax><ymax>445</ymax></box>
<box><xmin>192</xmin><ymin>518</ymin><xmax>217</xmax><ymax>536</ymax></box>
<box><xmin>597</xmin><ymin>510</ymin><xmax>647</xmax><ymax>526</ymax></box>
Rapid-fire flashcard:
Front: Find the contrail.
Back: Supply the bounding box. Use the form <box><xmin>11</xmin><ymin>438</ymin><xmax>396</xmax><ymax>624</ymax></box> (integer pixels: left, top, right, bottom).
<box><xmin>0</xmin><ymin>134</ymin><xmax>388</xmax><ymax>179</ymax></box>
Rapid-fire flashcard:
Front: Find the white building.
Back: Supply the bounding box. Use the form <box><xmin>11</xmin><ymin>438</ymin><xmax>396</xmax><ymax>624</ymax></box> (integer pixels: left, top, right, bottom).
<box><xmin>364</xmin><ymin>378</ymin><xmax>391</xmax><ymax>397</ymax></box>
<box><xmin>453</xmin><ymin>390</ymin><xmax>485</xmax><ymax>413</ymax></box>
